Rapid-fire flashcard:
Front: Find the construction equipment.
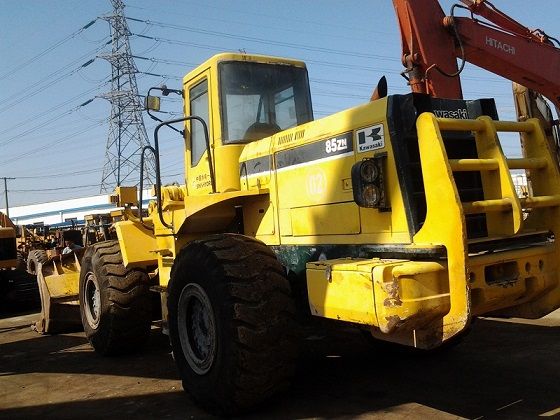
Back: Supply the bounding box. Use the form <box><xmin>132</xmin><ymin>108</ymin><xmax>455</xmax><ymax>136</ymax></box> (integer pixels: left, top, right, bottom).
<box><xmin>33</xmin><ymin>213</ymin><xmax>119</xmax><ymax>332</ymax></box>
<box><xmin>0</xmin><ymin>211</ymin><xmax>18</xmax><ymax>272</ymax></box>
<box><xmin>34</xmin><ymin>215</ymin><xmax>111</xmax><ymax>333</ymax></box>
<box><xmin>37</xmin><ymin>0</ymin><xmax>560</xmax><ymax>415</ymax></box>
<box><xmin>0</xmin><ymin>212</ymin><xmax>39</xmax><ymax>312</ymax></box>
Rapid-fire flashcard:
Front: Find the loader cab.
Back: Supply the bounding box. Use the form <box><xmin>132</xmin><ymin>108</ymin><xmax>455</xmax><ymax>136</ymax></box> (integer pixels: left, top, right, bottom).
<box><xmin>181</xmin><ymin>53</ymin><xmax>313</xmax><ymax>195</ymax></box>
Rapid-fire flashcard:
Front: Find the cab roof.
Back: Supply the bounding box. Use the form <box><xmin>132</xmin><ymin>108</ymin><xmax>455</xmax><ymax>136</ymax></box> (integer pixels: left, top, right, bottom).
<box><xmin>183</xmin><ymin>53</ymin><xmax>307</xmax><ymax>85</ymax></box>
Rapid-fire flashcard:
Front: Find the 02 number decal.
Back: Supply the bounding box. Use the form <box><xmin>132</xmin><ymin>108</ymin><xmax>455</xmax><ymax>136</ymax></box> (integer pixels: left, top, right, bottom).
<box><xmin>307</xmin><ymin>170</ymin><xmax>327</xmax><ymax>196</ymax></box>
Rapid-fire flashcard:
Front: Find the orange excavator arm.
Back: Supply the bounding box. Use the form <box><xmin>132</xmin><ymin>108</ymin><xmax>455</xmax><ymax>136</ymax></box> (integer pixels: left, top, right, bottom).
<box><xmin>393</xmin><ymin>0</ymin><xmax>560</xmax><ymax>108</ymax></box>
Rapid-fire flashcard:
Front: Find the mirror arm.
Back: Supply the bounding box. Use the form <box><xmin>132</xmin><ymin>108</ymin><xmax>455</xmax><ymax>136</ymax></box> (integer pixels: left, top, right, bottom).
<box><xmin>146</xmin><ymin>86</ymin><xmax>184</xmax><ymax>136</ymax></box>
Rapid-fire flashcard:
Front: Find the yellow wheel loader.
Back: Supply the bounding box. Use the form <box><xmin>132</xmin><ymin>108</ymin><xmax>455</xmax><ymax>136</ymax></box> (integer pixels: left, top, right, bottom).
<box><xmin>0</xmin><ymin>212</ymin><xmax>18</xmax><ymax>272</ymax></box>
<box><xmin>0</xmin><ymin>212</ymin><xmax>39</xmax><ymax>311</ymax></box>
<box><xmin>39</xmin><ymin>52</ymin><xmax>560</xmax><ymax>415</ymax></box>
<box><xmin>34</xmin><ymin>214</ymin><xmax>117</xmax><ymax>333</ymax></box>
<box><xmin>0</xmin><ymin>211</ymin><xmax>21</xmax><ymax>308</ymax></box>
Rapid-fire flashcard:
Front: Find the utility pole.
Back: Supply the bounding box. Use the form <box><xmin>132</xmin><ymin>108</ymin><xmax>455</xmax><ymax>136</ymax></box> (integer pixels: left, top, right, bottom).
<box><xmin>1</xmin><ymin>177</ymin><xmax>15</xmax><ymax>218</ymax></box>
<box><xmin>99</xmin><ymin>0</ymin><xmax>155</xmax><ymax>193</ymax></box>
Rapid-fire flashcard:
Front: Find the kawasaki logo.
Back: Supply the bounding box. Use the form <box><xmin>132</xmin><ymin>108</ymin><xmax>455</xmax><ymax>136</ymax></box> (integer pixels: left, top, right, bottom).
<box><xmin>356</xmin><ymin>124</ymin><xmax>385</xmax><ymax>153</ymax></box>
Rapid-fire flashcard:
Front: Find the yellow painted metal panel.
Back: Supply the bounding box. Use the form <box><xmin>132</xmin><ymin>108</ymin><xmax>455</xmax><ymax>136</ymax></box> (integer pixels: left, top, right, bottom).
<box><xmin>413</xmin><ymin>112</ymin><xmax>469</xmax><ymax>344</ymax></box>
<box><xmin>116</xmin><ymin>220</ymin><xmax>158</xmax><ymax>267</ymax></box>
<box><xmin>291</xmin><ymin>202</ymin><xmax>360</xmax><ymax>236</ymax></box>
<box><xmin>371</xmin><ymin>261</ymin><xmax>450</xmax><ymax>343</ymax></box>
<box><xmin>278</xmin><ymin>232</ymin><xmax>411</xmax><ymax>245</ymax></box>
<box><xmin>279</xmin><ymin>208</ymin><xmax>292</xmax><ymax>236</ymax></box>
<box><xmin>307</xmin><ymin>259</ymin><xmax>377</xmax><ymax>325</ymax></box>
<box><xmin>243</xmin><ymin>199</ymin><xmax>275</xmax><ymax>237</ymax></box>
<box><xmin>306</xmin><ymin>258</ymin><xmax>453</xmax><ymax>348</ymax></box>
<box><xmin>45</xmin><ymin>272</ymin><xmax>80</xmax><ymax>298</ymax></box>
<box><xmin>239</xmin><ymin>98</ymin><xmax>411</xmax><ymax>244</ymax></box>
<box><xmin>276</xmin><ymin>154</ymin><xmax>355</xmax><ymax>209</ymax></box>
<box><xmin>158</xmin><ymin>256</ymin><xmax>174</xmax><ymax>287</ymax></box>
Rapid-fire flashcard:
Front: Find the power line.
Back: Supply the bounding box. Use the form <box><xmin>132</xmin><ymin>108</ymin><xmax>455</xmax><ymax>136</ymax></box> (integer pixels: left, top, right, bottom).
<box><xmin>126</xmin><ymin>2</ymin><xmax>391</xmax><ymax>40</ymax></box>
<box><xmin>12</xmin><ymin>168</ymin><xmax>103</xmax><ymax>180</ymax></box>
<box><xmin>0</xmin><ymin>19</ymin><xmax>98</xmax><ymax>81</ymax></box>
<box><xmin>11</xmin><ymin>183</ymin><xmax>101</xmax><ymax>193</ymax></box>
<box><xmin>0</xmin><ymin>89</ymin><xmax>102</xmax><ymax>147</ymax></box>
<box><xmin>0</xmin><ymin>121</ymin><xmax>105</xmax><ymax>165</ymax></box>
<box><xmin>130</xmin><ymin>24</ymin><xmax>400</xmax><ymax>62</ymax></box>
<box><xmin>0</xmin><ymin>55</ymin><xmax>102</xmax><ymax>114</ymax></box>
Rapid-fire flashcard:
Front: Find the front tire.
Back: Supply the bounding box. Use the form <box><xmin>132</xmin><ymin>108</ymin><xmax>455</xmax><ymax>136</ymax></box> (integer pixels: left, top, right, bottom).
<box><xmin>79</xmin><ymin>240</ymin><xmax>151</xmax><ymax>355</ymax></box>
<box><xmin>168</xmin><ymin>234</ymin><xmax>298</xmax><ymax>415</ymax></box>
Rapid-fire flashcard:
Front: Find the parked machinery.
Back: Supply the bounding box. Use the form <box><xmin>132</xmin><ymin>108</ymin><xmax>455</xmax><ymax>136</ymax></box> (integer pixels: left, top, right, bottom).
<box><xmin>0</xmin><ymin>212</ymin><xmax>39</xmax><ymax>311</ymax></box>
<box><xmin>38</xmin><ymin>0</ymin><xmax>560</xmax><ymax>415</ymax></box>
<box><xmin>0</xmin><ymin>211</ymin><xmax>18</xmax><ymax>272</ymax></box>
<box><xmin>34</xmin><ymin>214</ymin><xmax>114</xmax><ymax>333</ymax></box>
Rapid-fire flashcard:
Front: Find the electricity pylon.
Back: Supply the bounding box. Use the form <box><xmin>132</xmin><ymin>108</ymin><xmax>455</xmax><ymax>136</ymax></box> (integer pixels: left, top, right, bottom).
<box><xmin>99</xmin><ymin>0</ymin><xmax>155</xmax><ymax>193</ymax></box>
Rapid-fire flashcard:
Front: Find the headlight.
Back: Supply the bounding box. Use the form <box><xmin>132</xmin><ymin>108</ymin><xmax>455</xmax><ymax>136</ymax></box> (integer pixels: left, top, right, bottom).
<box><xmin>360</xmin><ymin>160</ymin><xmax>379</xmax><ymax>183</ymax></box>
<box><xmin>351</xmin><ymin>154</ymin><xmax>388</xmax><ymax>209</ymax></box>
<box><xmin>362</xmin><ymin>184</ymin><xmax>381</xmax><ymax>207</ymax></box>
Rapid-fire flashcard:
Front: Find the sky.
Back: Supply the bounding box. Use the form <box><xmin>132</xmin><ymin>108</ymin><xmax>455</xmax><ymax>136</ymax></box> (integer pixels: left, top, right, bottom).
<box><xmin>0</xmin><ymin>0</ymin><xmax>559</xmax><ymax>209</ymax></box>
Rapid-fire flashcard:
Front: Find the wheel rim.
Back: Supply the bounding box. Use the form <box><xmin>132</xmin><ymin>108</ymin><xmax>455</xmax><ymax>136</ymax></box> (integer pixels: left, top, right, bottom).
<box><xmin>84</xmin><ymin>272</ymin><xmax>101</xmax><ymax>329</ymax></box>
<box><xmin>177</xmin><ymin>283</ymin><xmax>216</xmax><ymax>375</ymax></box>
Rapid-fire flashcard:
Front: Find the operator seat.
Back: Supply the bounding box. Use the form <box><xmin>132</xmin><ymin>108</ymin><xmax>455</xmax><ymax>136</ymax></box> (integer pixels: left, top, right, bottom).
<box><xmin>243</xmin><ymin>122</ymin><xmax>281</xmax><ymax>141</ymax></box>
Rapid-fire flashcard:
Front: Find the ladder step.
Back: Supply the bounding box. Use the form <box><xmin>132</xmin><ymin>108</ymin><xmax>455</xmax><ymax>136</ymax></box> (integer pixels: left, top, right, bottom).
<box><xmin>449</xmin><ymin>159</ymin><xmax>498</xmax><ymax>171</ymax></box>
<box><xmin>506</xmin><ymin>157</ymin><xmax>547</xmax><ymax>170</ymax></box>
<box><xmin>463</xmin><ymin>198</ymin><xmax>512</xmax><ymax>214</ymax></box>
<box><xmin>493</xmin><ymin>120</ymin><xmax>534</xmax><ymax>133</ymax></box>
<box><xmin>520</xmin><ymin>195</ymin><xmax>560</xmax><ymax>208</ymax></box>
<box><xmin>449</xmin><ymin>158</ymin><xmax>546</xmax><ymax>171</ymax></box>
<box><xmin>436</xmin><ymin>117</ymin><xmax>534</xmax><ymax>133</ymax></box>
<box><xmin>437</xmin><ymin>118</ymin><xmax>484</xmax><ymax>132</ymax></box>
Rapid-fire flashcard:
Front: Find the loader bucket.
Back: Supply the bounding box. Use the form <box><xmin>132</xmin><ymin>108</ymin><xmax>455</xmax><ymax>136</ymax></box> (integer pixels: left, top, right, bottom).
<box><xmin>35</xmin><ymin>249</ymin><xmax>84</xmax><ymax>334</ymax></box>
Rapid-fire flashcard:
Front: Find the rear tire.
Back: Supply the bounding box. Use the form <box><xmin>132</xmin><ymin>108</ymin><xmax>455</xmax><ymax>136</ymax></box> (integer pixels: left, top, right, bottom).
<box><xmin>27</xmin><ymin>249</ymin><xmax>48</xmax><ymax>275</ymax></box>
<box><xmin>79</xmin><ymin>240</ymin><xmax>151</xmax><ymax>356</ymax></box>
<box><xmin>168</xmin><ymin>234</ymin><xmax>298</xmax><ymax>416</ymax></box>
<box><xmin>16</xmin><ymin>251</ymin><xmax>26</xmax><ymax>272</ymax></box>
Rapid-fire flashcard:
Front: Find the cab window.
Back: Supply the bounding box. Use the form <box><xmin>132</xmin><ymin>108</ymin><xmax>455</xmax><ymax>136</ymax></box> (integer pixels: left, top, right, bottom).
<box><xmin>190</xmin><ymin>79</ymin><xmax>209</xmax><ymax>166</ymax></box>
<box><xmin>219</xmin><ymin>61</ymin><xmax>313</xmax><ymax>143</ymax></box>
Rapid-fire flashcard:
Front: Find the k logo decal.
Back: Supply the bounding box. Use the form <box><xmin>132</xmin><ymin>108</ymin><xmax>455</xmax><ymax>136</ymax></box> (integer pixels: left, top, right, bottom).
<box><xmin>356</xmin><ymin>124</ymin><xmax>385</xmax><ymax>153</ymax></box>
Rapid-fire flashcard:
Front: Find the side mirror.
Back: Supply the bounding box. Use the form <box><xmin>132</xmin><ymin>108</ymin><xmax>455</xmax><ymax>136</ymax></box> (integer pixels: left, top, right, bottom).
<box><xmin>145</xmin><ymin>95</ymin><xmax>161</xmax><ymax>112</ymax></box>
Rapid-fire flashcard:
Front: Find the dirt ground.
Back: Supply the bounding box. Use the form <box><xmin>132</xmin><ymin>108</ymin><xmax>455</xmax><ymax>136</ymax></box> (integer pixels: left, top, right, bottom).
<box><xmin>1</xmin><ymin>306</ymin><xmax>559</xmax><ymax>419</ymax></box>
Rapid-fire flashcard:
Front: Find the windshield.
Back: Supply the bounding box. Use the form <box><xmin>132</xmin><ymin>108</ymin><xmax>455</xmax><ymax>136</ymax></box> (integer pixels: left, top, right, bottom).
<box><xmin>219</xmin><ymin>61</ymin><xmax>313</xmax><ymax>143</ymax></box>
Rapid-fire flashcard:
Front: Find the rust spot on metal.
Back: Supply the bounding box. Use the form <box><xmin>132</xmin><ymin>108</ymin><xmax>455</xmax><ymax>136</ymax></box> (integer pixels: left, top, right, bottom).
<box><xmin>381</xmin><ymin>315</ymin><xmax>403</xmax><ymax>333</ymax></box>
<box><xmin>383</xmin><ymin>297</ymin><xmax>403</xmax><ymax>307</ymax></box>
<box><xmin>381</xmin><ymin>277</ymin><xmax>402</xmax><ymax>307</ymax></box>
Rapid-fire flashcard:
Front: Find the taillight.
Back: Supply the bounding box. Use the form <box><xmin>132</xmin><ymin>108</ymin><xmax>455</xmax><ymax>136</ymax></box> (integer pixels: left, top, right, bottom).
<box><xmin>351</xmin><ymin>154</ymin><xmax>388</xmax><ymax>209</ymax></box>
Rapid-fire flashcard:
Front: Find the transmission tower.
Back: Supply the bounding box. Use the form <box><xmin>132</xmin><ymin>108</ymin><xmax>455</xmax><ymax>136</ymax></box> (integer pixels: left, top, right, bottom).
<box><xmin>99</xmin><ymin>0</ymin><xmax>155</xmax><ymax>193</ymax></box>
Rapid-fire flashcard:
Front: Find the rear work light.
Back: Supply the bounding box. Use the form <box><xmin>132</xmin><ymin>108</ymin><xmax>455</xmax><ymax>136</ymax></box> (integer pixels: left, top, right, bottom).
<box><xmin>351</xmin><ymin>153</ymin><xmax>388</xmax><ymax>210</ymax></box>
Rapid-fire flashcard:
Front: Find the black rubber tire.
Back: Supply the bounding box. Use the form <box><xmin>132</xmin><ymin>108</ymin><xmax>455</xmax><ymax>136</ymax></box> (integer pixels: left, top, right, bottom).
<box><xmin>168</xmin><ymin>233</ymin><xmax>298</xmax><ymax>416</ymax></box>
<box><xmin>27</xmin><ymin>249</ymin><xmax>48</xmax><ymax>275</ymax></box>
<box><xmin>79</xmin><ymin>240</ymin><xmax>151</xmax><ymax>356</ymax></box>
<box><xmin>16</xmin><ymin>251</ymin><xmax>26</xmax><ymax>272</ymax></box>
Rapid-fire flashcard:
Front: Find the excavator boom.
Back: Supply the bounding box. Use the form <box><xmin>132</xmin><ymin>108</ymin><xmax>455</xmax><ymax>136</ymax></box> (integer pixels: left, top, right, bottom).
<box><xmin>393</xmin><ymin>0</ymin><xmax>560</xmax><ymax>108</ymax></box>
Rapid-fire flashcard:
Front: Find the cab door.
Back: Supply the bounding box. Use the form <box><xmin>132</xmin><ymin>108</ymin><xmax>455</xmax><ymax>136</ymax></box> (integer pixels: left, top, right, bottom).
<box><xmin>184</xmin><ymin>70</ymin><xmax>213</xmax><ymax>196</ymax></box>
